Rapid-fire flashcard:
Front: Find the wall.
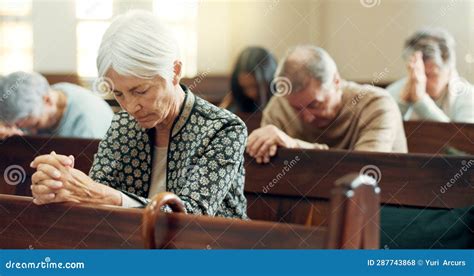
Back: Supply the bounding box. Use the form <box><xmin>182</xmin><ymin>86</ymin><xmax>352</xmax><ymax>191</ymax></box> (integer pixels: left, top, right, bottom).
<box><xmin>24</xmin><ymin>0</ymin><xmax>474</xmax><ymax>82</ymax></box>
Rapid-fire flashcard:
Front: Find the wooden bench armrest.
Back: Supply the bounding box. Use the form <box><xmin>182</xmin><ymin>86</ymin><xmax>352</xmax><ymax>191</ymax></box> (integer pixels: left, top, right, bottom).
<box><xmin>142</xmin><ymin>192</ymin><xmax>186</xmax><ymax>249</ymax></box>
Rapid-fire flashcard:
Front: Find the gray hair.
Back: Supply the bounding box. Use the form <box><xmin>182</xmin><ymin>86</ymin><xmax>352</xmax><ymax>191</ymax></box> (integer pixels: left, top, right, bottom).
<box><xmin>403</xmin><ymin>27</ymin><xmax>456</xmax><ymax>69</ymax></box>
<box><xmin>275</xmin><ymin>45</ymin><xmax>338</xmax><ymax>93</ymax></box>
<box><xmin>0</xmin><ymin>71</ymin><xmax>50</xmax><ymax>123</ymax></box>
<box><xmin>97</xmin><ymin>10</ymin><xmax>179</xmax><ymax>82</ymax></box>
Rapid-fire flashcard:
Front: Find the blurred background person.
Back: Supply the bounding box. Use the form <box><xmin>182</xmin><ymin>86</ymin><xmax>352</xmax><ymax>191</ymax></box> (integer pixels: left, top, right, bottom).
<box><xmin>0</xmin><ymin>71</ymin><xmax>113</xmax><ymax>139</ymax></box>
<box><xmin>220</xmin><ymin>46</ymin><xmax>277</xmax><ymax>113</ymax></box>
<box><xmin>386</xmin><ymin>27</ymin><xmax>474</xmax><ymax>123</ymax></box>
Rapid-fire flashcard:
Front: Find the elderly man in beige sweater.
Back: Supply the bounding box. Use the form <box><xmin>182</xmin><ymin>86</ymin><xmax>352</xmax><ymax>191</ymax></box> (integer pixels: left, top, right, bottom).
<box><xmin>246</xmin><ymin>45</ymin><xmax>407</xmax><ymax>163</ymax></box>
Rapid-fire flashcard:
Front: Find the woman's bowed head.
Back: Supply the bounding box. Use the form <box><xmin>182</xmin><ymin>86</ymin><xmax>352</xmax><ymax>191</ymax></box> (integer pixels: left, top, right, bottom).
<box><xmin>29</xmin><ymin>11</ymin><xmax>248</xmax><ymax>219</ymax></box>
<box><xmin>30</xmin><ymin>10</ymin><xmax>185</xmax><ymax>206</ymax></box>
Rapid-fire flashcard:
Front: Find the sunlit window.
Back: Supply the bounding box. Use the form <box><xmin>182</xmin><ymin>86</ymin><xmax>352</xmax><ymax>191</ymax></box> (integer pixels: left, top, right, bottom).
<box><xmin>76</xmin><ymin>0</ymin><xmax>113</xmax><ymax>77</ymax></box>
<box><xmin>0</xmin><ymin>0</ymin><xmax>31</xmax><ymax>17</ymax></box>
<box><xmin>0</xmin><ymin>0</ymin><xmax>33</xmax><ymax>75</ymax></box>
<box><xmin>76</xmin><ymin>21</ymin><xmax>110</xmax><ymax>77</ymax></box>
<box><xmin>154</xmin><ymin>0</ymin><xmax>199</xmax><ymax>77</ymax></box>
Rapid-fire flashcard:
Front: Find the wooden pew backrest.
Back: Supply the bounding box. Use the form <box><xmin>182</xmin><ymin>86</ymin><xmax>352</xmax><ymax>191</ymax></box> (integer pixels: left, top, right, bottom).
<box><xmin>143</xmin><ymin>174</ymin><xmax>380</xmax><ymax>249</ymax></box>
<box><xmin>0</xmin><ymin>194</ymin><xmax>143</xmax><ymax>249</ymax></box>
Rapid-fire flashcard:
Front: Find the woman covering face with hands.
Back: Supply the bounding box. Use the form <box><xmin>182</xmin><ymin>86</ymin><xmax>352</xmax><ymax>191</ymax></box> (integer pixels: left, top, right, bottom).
<box><xmin>386</xmin><ymin>27</ymin><xmax>474</xmax><ymax>123</ymax></box>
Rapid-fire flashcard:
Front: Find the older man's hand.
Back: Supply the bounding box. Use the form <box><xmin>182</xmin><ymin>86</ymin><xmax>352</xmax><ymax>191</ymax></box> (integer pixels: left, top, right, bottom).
<box><xmin>246</xmin><ymin>125</ymin><xmax>297</xmax><ymax>164</ymax></box>
<box><xmin>30</xmin><ymin>152</ymin><xmax>121</xmax><ymax>206</ymax></box>
<box><xmin>0</xmin><ymin>125</ymin><xmax>24</xmax><ymax>140</ymax></box>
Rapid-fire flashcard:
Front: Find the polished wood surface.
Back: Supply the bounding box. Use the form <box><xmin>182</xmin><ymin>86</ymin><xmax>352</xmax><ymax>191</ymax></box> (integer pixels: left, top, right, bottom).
<box><xmin>0</xmin><ymin>194</ymin><xmax>143</xmax><ymax>249</ymax></box>
<box><xmin>1</xmin><ymin>136</ymin><xmax>472</xmax><ymax>222</ymax></box>
<box><xmin>237</xmin><ymin>112</ymin><xmax>474</xmax><ymax>155</ymax></box>
<box><xmin>404</xmin><ymin>120</ymin><xmax>474</xmax><ymax>155</ymax></box>
<box><xmin>143</xmin><ymin>192</ymin><xmax>187</xmax><ymax>249</ymax></box>
<box><xmin>1</xmin><ymin>173</ymin><xmax>380</xmax><ymax>249</ymax></box>
<box><xmin>142</xmin><ymin>174</ymin><xmax>379</xmax><ymax>249</ymax></box>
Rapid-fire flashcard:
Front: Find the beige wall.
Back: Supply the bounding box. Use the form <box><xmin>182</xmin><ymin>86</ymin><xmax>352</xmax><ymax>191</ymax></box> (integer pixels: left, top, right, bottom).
<box><xmin>28</xmin><ymin>0</ymin><xmax>474</xmax><ymax>82</ymax></box>
<box><xmin>316</xmin><ymin>0</ymin><xmax>473</xmax><ymax>82</ymax></box>
<box><xmin>196</xmin><ymin>0</ymin><xmax>474</xmax><ymax>83</ymax></box>
<box><xmin>197</xmin><ymin>0</ymin><xmax>320</xmax><ymax>75</ymax></box>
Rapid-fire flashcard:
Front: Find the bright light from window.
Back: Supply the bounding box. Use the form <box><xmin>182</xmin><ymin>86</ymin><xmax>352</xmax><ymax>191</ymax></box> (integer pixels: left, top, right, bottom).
<box><xmin>0</xmin><ymin>0</ymin><xmax>31</xmax><ymax>17</ymax></box>
<box><xmin>0</xmin><ymin>2</ymin><xmax>33</xmax><ymax>75</ymax></box>
<box><xmin>153</xmin><ymin>0</ymin><xmax>199</xmax><ymax>21</ymax></box>
<box><xmin>76</xmin><ymin>21</ymin><xmax>110</xmax><ymax>77</ymax></box>
<box><xmin>0</xmin><ymin>22</ymin><xmax>33</xmax><ymax>74</ymax></box>
<box><xmin>76</xmin><ymin>0</ymin><xmax>113</xmax><ymax>77</ymax></box>
<box><xmin>153</xmin><ymin>0</ymin><xmax>199</xmax><ymax>77</ymax></box>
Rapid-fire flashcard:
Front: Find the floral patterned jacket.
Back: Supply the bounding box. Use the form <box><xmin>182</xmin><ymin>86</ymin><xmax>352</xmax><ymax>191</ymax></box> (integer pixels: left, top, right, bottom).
<box><xmin>89</xmin><ymin>87</ymin><xmax>248</xmax><ymax>219</ymax></box>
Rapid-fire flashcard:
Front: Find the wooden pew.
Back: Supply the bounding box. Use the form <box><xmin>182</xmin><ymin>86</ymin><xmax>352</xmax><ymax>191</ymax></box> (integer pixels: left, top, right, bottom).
<box><xmin>404</xmin><ymin>121</ymin><xmax>474</xmax><ymax>155</ymax></box>
<box><xmin>0</xmin><ymin>194</ymin><xmax>143</xmax><ymax>249</ymax></box>
<box><xmin>244</xmin><ymin>148</ymin><xmax>474</xmax><ymax>226</ymax></box>
<box><xmin>236</xmin><ymin>112</ymin><xmax>474</xmax><ymax>156</ymax></box>
<box><xmin>1</xmin><ymin>136</ymin><xmax>472</xmax><ymax>226</ymax></box>
<box><xmin>43</xmin><ymin>73</ymin><xmax>81</xmax><ymax>86</ymax></box>
<box><xmin>0</xmin><ymin>174</ymin><xmax>380</xmax><ymax>249</ymax></box>
<box><xmin>142</xmin><ymin>175</ymin><xmax>379</xmax><ymax>249</ymax></box>
<box><xmin>0</xmin><ymin>136</ymin><xmax>99</xmax><ymax>196</ymax></box>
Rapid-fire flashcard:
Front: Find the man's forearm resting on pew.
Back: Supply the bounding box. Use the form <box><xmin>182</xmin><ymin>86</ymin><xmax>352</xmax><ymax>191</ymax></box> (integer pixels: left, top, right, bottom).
<box><xmin>246</xmin><ymin>124</ymin><xmax>328</xmax><ymax>163</ymax></box>
<box><xmin>30</xmin><ymin>152</ymin><xmax>123</xmax><ymax>206</ymax></box>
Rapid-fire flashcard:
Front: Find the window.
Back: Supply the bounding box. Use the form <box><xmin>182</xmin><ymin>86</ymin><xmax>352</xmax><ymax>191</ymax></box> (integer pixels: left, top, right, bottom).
<box><xmin>75</xmin><ymin>0</ymin><xmax>199</xmax><ymax>78</ymax></box>
<box><xmin>76</xmin><ymin>0</ymin><xmax>113</xmax><ymax>77</ymax></box>
<box><xmin>0</xmin><ymin>0</ymin><xmax>33</xmax><ymax>75</ymax></box>
<box><xmin>153</xmin><ymin>0</ymin><xmax>199</xmax><ymax>77</ymax></box>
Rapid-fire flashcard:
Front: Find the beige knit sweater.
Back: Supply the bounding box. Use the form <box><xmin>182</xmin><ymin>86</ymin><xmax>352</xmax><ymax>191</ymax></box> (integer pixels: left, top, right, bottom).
<box><xmin>261</xmin><ymin>81</ymin><xmax>408</xmax><ymax>153</ymax></box>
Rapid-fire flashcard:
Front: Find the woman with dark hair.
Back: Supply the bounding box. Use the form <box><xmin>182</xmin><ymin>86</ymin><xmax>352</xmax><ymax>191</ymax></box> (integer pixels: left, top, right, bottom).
<box><xmin>221</xmin><ymin>46</ymin><xmax>277</xmax><ymax>113</ymax></box>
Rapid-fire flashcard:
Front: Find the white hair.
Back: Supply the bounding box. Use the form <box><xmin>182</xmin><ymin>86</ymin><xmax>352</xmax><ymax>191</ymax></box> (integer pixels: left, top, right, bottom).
<box><xmin>97</xmin><ymin>10</ymin><xmax>179</xmax><ymax>82</ymax></box>
<box><xmin>275</xmin><ymin>45</ymin><xmax>338</xmax><ymax>92</ymax></box>
<box><xmin>0</xmin><ymin>71</ymin><xmax>49</xmax><ymax>123</ymax></box>
<box><xmin>403</xmin><ymin>27</ymin><xmax>456</xmax><ymax>69</ymax></box>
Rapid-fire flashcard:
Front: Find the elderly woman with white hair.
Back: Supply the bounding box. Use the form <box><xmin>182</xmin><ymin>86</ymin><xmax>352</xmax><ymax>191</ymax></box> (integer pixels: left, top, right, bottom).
<box><xmin>29</xmin><ymin>11</ymin><xmax>248</xmax><ymax>219</ymax></box>
<box><xmin>0</xmin><ymin>71</ymin><xmax>113</xmax><ymax>139</ymax></box>
<box><xmin>386</xmin><ymin>27</ymin><xmax>474</xmax><ymax>123</ymax></box>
